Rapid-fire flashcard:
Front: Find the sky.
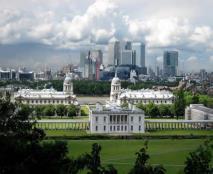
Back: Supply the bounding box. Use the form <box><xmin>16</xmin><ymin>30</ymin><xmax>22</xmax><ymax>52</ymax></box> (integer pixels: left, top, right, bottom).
<box><xmin>0</xmin><ymin>0</ymin><xmax>213</xmax><ymax>72</ymax></box>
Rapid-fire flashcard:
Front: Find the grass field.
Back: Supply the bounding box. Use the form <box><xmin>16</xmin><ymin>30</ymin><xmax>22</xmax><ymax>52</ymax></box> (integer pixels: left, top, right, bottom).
<box><xmin>66</xmin><ymin>139</ymin><xmax>212</xmax><ymax>174</ymax></box>
<box><xmin>45</xmin><ymin>129</ymin><xmax>213</xmax><ymax>137</ymax></box>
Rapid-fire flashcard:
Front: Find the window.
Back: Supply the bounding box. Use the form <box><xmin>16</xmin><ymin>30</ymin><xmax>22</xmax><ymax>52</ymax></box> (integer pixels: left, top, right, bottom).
<box><xmin>125</xmin><ymin>126</ymin><xmax>127</xmax><ymax>131</ymax></box>
<box><xmin>121</xmin><ymin>125</ymin><xmax>123</xmax><ymax>131</ymax></box>
<box><xmin>139</xmin><ymin>125</ymin><xmax>141</xmax><ymax>131</ymax></box>
<box><xmin>95</xmin><ymin>126</ymin><xmax>98</xmax><ymax>131</ymax></box>
<box><xmin>139</xmin><ymin>116</ymin><xmax>141</xmax><ymax>122</ymax></box>
<box><xmin>125</xmin><ymin>115</ymin><xmax>127</xmax><ymax>122</ymax></box>
<box><xmin>104</xmin><ymin>125</ymin><xmax>106</xmax><ymax>131</ymax></box>
<box><xmin>110</xmin><ymin>126</ymin><xmax>112</xmax><ymax>131</ymax></box>
<box><xmin>113</xmin><ymin>126</ymin><xmax>116</xmax><ymax>131</ymax></box>
<box><xmin>131</xmin><ymin>117</ymin><xmax>133</xmax><ymax>122</ymax></box>
<box><xmin>131</xmin><ymin>125</ymin><xmax>133</xmax><ymax>131</ymax></box>
<box><xmin>117</xmin><ymin>126</ymin><xmax>120</xmax><ymax>131</ymax></box>
<box><xmin>104</xmin><ymin>117</ymin><xmax>106</xmax><ymax>123</ymax></box>
<box><xmin>95</xmin><ymin>117</ymin><xmax>98</xmax><ymax>122</ymax></box>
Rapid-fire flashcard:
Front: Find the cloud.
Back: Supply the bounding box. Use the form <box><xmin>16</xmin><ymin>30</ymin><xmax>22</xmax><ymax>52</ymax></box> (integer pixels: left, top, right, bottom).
<box><xmin>0</xmin><ymin>0</ymin><xmax>212</xmax><ymax>71</ymax></box>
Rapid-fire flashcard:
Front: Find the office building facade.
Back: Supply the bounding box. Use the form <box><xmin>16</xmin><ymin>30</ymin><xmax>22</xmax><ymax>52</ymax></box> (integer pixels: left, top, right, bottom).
<box><xmin>163</xmin><ymin>51</ymin><xmax>178</xmax><ymax>77</ymax></box>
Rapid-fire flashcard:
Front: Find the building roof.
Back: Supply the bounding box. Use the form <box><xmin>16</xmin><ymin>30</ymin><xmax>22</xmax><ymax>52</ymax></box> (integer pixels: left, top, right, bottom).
<box><xmin>14</xmin><ymin>88</ymin><xmax>76</xmax><ymax>100</ymax></box>
<box><xmin>90</xmin><ymin>101</ymin><xmax>144</xmax><ymax>114</ymax></box>
<box><xmin>119</xmin><ymin>89</ymin><xmax>174</xmax><ymax>100</ymax></box>
<box><xmin>189</xmin><ymin>104</ymin><xmax>213</xmax><ymax>114</ymax></box>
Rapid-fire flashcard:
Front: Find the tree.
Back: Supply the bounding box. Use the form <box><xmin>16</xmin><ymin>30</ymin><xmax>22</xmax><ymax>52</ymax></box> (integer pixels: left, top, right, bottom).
<box><xmin>0</xmin><ymin>96</ymin><xmax>87</xmax><ymax>174</ymax></box>
<box><xmin>84</xmin><ymin>143</ymin><xmax>117</xmax><ymax>174</ymax></box>
<box><xmin>129</xmin><ymin>141</ymin><xmax>166</xmax><ymax>174</ymax></box>
<box><xmin>56</xmin><ymin>104</ymin><xmax>67</xmax><ymax>117</ymax></box>
<box><xmin>67</xmin><ymin>105</ymin><xmax>78</xmax><ymax>117</ymax></box>
<box><xmin>137</xmin><ymin>103</ymin><xmax>147</xmax><ymax>114</ymax></box>
<box><xmin>158</xmin><ymin>104</ymin><xmax>169</xmax><ymax>117</ymax></box>
<box><xmin>146</xmin><ymin>103</ymin><xmax>159</xmax><ymax>118</ymax></box>
<box><xmin>44</xmin><ymin>105</ymin><xmax>55</xmax><ymax>116</ymax></box>
<box><xmin>191</xmin><ymin>94</ymin><xmax>199</xmax><ymax>104</ymax></box>
<box><xmin>184</xmin><ymin>140</ymin><xmax>213</xmax><ymax>174</ymax></box>
<box><xmin>34</xmin><ymin>105</ymin><xmax>45</xmax><ymax>117</ymax></box>
<box><xmin>174</xmin><ymin>89</ymin><xmax>185</xmax><ymax>119</ymax></box>
<box><xmin>18</xmin><ymin>104</ymin><xmax>33</xmax><ymax>119</ymax></box>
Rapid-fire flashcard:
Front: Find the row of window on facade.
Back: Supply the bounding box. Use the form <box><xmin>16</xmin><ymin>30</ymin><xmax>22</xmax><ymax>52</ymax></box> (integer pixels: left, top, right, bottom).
<box><xmin>121</xmin><ymin>99</ymin><xmax>173</xmax><ymax>104</ymax></box>
<box><xmin>23</xmin><ymin>99</ymin><xmax>73</xmax><ymax>104</ymax></box>
<box><xmin>95</xmin><ymin>125</ymin><xmax>142</xmax><ymax>132</ymax></box>
<box><xmin>95</xmin><ymin>115</ymin><xmax>142</xmax><ymax>123</ymax></box>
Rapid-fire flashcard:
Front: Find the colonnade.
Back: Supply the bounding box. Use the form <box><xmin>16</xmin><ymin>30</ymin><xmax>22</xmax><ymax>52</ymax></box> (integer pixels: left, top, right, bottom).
<box><xmin>35</xmin><ymin>121</ymin><xmax>89</xmax><ymax>130</ymax></box>
<box><xmin>145</xmin><ymin>121</ymin><xmax>212</xmax><ymax>130</ymax></box>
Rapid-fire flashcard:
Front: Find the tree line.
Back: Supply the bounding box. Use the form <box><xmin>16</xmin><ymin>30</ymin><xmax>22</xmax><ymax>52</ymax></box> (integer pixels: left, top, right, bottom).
<box><xmin>19</xmin><ymin>104</ymin><xmax>84</xmax><ymax>118</ymax></box>
<box><xmin>0</xmin><ymin>97</ymin><xmax>212</xmax><ymax>174</ymax></box>
<box><xmin>136</xmin><ymin>90</ymin><xmax>213</xmax><ymax>119</ymax></box>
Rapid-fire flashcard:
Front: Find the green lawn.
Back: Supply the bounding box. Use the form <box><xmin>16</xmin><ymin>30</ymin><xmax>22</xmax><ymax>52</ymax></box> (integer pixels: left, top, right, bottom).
<box><xmin>66</xmin><ymin>139</ymin><xmax>211</xmax><ymax>174</ymax></box>
<box><xmin>45</xmin><ymin>130</ymin><xmax>88</xmax><ymax>137</ymax></box>
<box><xmin>45</xmin><ymin>129</ymin><xmax>213</xmax><ymax>137</ymax></box>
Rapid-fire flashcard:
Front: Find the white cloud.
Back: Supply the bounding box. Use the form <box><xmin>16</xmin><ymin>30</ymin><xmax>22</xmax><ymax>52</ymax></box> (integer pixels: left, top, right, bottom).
<box><xmin>209</xmin><ymin>56</ymin><xmax>213</xmax><ymax>62</ymax></box>
<box><xmin>190</xmin><ymin>26</ymin><xmax>212</xmax><ymax>43</ymax></box>
<box><xmin>0</xmin><ymin>0</ymin><xmax>213</xmax><ymax>70</ymax></box>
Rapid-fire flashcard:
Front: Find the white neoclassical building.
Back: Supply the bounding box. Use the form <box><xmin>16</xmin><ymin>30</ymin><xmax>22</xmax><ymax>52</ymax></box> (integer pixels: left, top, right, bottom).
<box><xmin>89</xmin><ymin>103</ymin><xmax>145</xmax><ymax>134</ymax></box>
<box><xmin>14</xmin><ymin>73</ymin><xmax>78</xmax><ymax>106</ymax></box>
<box><xmin>110</xmin><ymin>72</ymin><xmax>174</xmax><ymax>105</ymax></box>
<box><xmin>185</xmin><ymin>104</ymin><xmax>213</xmax><ymax>121</ymax></box>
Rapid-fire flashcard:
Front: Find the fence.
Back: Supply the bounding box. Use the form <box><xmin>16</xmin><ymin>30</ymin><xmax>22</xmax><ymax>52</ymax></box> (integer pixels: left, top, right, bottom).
<box><xmin>145</xmin><ymin>120</ymin><xmax>213</xmax><ymax>131</ymax></box>
<box><xmin>34</xmin><ymin>119</ymin><xmax>213</xmax><ymax>131</ymax></box>
<box><xmin>34</xmin><ymin>120</ymin><xmax>89</xmax><ymax>130</ymax></box>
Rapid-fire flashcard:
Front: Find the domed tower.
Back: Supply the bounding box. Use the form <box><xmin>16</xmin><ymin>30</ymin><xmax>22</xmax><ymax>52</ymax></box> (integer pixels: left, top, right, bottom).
<box><xmin>110</xmin><ymin>71</ymin><xmax>121</xmax><ymax>102</ymax></box>
<box><xmin>63</xmin><ymin>73</ymin><xmax>73</xmax><ymax>95</ymax></box>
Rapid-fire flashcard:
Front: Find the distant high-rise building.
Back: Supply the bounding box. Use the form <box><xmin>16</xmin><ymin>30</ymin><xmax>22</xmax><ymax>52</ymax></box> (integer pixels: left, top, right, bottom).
<box><xmin>132</xmin><ymin>42</ymin><xmax>145</xmax><ymax>67</ymax></box>
<box><xmin>120</xmin><ymin>50</ymin><xmax>133</xmax><ymax>65</ymax></box>
<box><xmin>120</xmin><ymin>41</ymin><xmax>132</xmax><ymax>50</ymax></box>
<box><xmin>0</xmin><ymin>68</ymin><xmax>16</xmax><ymax>80</ymax></box>
<box><xmin>18</xmin><ymin>67</ymin><xmax>34</xmax><ymax>81</ymax></box>
<box><xmin>163</xmin><ymin>51</ymin><xmax>178</xmax><ymax>77</ymax></box>
<box><xmin>200</xmin><ymin>69</ymin><xmax>208</xmax><ymax>82</ymax></box>
<box><xmin>80</xmin><ymin>50</ymin><xmax>103</xmax><ymax>80</ymax></box>
<box><xmin>108</xmin><ymin>38</ymin><xmax>120</xmax><ymax>66</ymax></box>
<box><xmin>90</xmin><ymin>50</ymin><xmax>103</xmax><ymax>80</ymax></box>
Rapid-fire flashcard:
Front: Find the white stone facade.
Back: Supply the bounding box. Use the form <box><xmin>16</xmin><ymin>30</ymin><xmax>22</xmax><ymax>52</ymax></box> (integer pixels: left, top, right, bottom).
<box><xmin>14</xmin><ymin>73</ymin><xmax>78</xmax><ymax>106</ymax></box>
<box><xmin>185</xmin><ymin>104</ymin><xmax>213</xmax><ymax>120</ymax></box>
<box><xmin>89</xmin><ymin>103</ymin><xmax>145</xmax><ymax>134</ymax></box>
<box><xmin>110</xmin><ymin>73</ymin><xmax>174</xmax><ymax>105</ymax></box>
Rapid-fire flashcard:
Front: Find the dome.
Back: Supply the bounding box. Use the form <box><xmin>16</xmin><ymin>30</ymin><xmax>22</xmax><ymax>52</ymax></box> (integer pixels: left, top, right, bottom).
<box><xmin>111</xmin><ymin>76</ymin><xmax>120</xmax><ymax>84</ymax></box>
<box><xmin>64</xmin><ymin>73</ymin><xmax>73</xmax><ymax>84</ymax></box>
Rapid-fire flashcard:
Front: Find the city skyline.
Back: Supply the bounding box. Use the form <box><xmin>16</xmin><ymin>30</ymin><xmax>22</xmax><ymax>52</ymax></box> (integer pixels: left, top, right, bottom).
<box><xmin>0</xmin><ymin>0</ymin><xmax>213</xmax><ymax>72</ymax></box>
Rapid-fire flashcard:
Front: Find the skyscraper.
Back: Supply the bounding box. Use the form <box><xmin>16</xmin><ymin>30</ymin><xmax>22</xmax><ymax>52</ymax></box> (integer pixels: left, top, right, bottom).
<box><xmin>90</xmin><ymin>50</ymin><xmax>103</xmax><ymax>80</ymax></box>
<box><xmin>121</xmin><ymin>50</ymin><xmax>133</xmax><ymax>65</ymax></box>
<box><xmin>108</xmin><ymin>38</ymin><xmax>120</xmax><ymax>66</ymax></box>
<box><xmin>132</xmin><ymin>42</ymin><xmax>145</xmax><ymax>67</ymax></box>
<box><xmin>163</xmin><ymin>51</ymin><xmax>178</xmax><ymax>77</ymax></box>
